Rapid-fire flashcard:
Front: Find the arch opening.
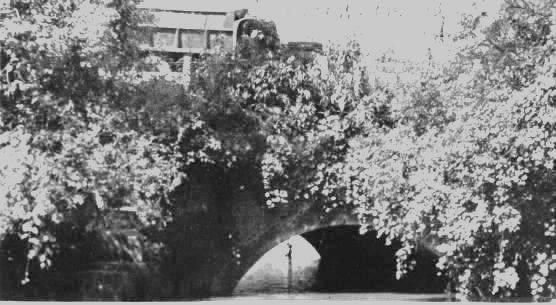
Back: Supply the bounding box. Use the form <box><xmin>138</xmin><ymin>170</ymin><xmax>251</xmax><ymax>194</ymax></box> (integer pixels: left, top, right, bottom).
<box><xmin>233</xmin><ymin>225</ymin><xmax>447</xmax><ymax>296</ymax></box>
<box><xmin>233</xmin><ymin>235</ymin><xmax>320</xmax><ymax>295</ymax></box>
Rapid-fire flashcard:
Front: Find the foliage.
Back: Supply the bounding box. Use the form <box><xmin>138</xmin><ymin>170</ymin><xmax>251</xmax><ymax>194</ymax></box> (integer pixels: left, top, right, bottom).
<box><xmin>335</xmin><ymin>0</ymin><xmax>556</xmax><ymax>300</ymax></box>
<box><xmin>0</xmin><ymin>0</ymin><xmax>388</xmax><ymax>297</ymax></box>
<box><xmin>0</xmin><ymin>0</ymin><xmax>181</xmax><ymax>292</ymax></box>
<box><xmin>188</xmin><ymin>39</ymin><xmax>392</xmax><ymax>209</ymax></box>
<box><xmin>1</xmin><ymin>0</ymin><xmax>554</xmax><ymax>301</ymax></box>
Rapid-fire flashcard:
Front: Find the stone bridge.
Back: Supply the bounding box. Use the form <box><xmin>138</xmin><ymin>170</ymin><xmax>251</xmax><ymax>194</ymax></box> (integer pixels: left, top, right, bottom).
<box><xmin>210</xmin><ymin>201</ymin><xmax>440</xmax><ymax>295</ymax></box>
<box><xmin>164</xmin><ymin>166</ymin><xmax>442</xmax><ymax>298</ymax></box>
<box><xmin>169</xmin><ymin>166</ymin><xmax>440</xmax><ymax>297</ymax></box>
<box><xmin>21</xmin><ymin>164</ymin><xmax>443</xmax><ymax>300</ymax></box>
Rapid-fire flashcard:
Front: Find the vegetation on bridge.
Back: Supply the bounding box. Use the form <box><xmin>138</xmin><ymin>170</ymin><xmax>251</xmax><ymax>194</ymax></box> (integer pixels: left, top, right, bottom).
<box><xmin>0</xmin><ymin>0</ymin><xmax>554</xmax><ymax>301</ymax></box>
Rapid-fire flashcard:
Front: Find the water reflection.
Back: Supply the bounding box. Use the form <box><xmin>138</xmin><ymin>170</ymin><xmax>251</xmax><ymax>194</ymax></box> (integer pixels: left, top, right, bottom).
<box><xmin>214</xmin><ymin>292</ymin><xmax>453</xmax><ymax>302</ymax></box>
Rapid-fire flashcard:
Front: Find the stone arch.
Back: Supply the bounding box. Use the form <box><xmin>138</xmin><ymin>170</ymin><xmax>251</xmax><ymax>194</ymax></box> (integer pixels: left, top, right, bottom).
<box><xmin>209</xmin><ymin>205</ymin><xmax>359</xmax><ymax>295</ymax></box>
<box><xmin>209</xmin><ymin>200</ymin><xmax>442</xmax><ymax>296</ymax></box>
<box><xmin>224</xmin><ymin>221</ymin><xmax>443</xmax><ymax>296</ymax></box>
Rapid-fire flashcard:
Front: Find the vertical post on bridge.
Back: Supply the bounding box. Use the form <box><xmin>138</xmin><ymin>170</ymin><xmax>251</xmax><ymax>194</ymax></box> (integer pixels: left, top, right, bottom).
<box><xmin>286</xmin><ymin>242</ymin><xmax>292</xmax><ymax>294</ymax></box>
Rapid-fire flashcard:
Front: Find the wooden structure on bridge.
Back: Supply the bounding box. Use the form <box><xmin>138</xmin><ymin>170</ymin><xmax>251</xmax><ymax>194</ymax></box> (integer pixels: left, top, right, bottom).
<box><xmin>136</xmin><ymin>6</ymin><xmax>245</xmax><ymax>74</ymax></box>
<box><xmin>136</xmin><ymin>4</ymin><xmax>322</xmax><ymax>82</ymax></box>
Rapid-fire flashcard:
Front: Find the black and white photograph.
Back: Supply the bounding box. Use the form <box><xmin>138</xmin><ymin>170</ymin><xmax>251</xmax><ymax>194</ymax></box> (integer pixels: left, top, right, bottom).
<box><xmin>0</xmin><ymin>0</ymin><xmax>555</xmax><ymax>302</ymax></box>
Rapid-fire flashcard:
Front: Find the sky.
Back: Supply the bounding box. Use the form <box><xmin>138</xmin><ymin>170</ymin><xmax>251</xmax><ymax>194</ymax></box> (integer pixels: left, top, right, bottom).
<box><xmin>139</xmin><ymin>0</ymin><xmax>504</xmax><ymax>62</ymax></box>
